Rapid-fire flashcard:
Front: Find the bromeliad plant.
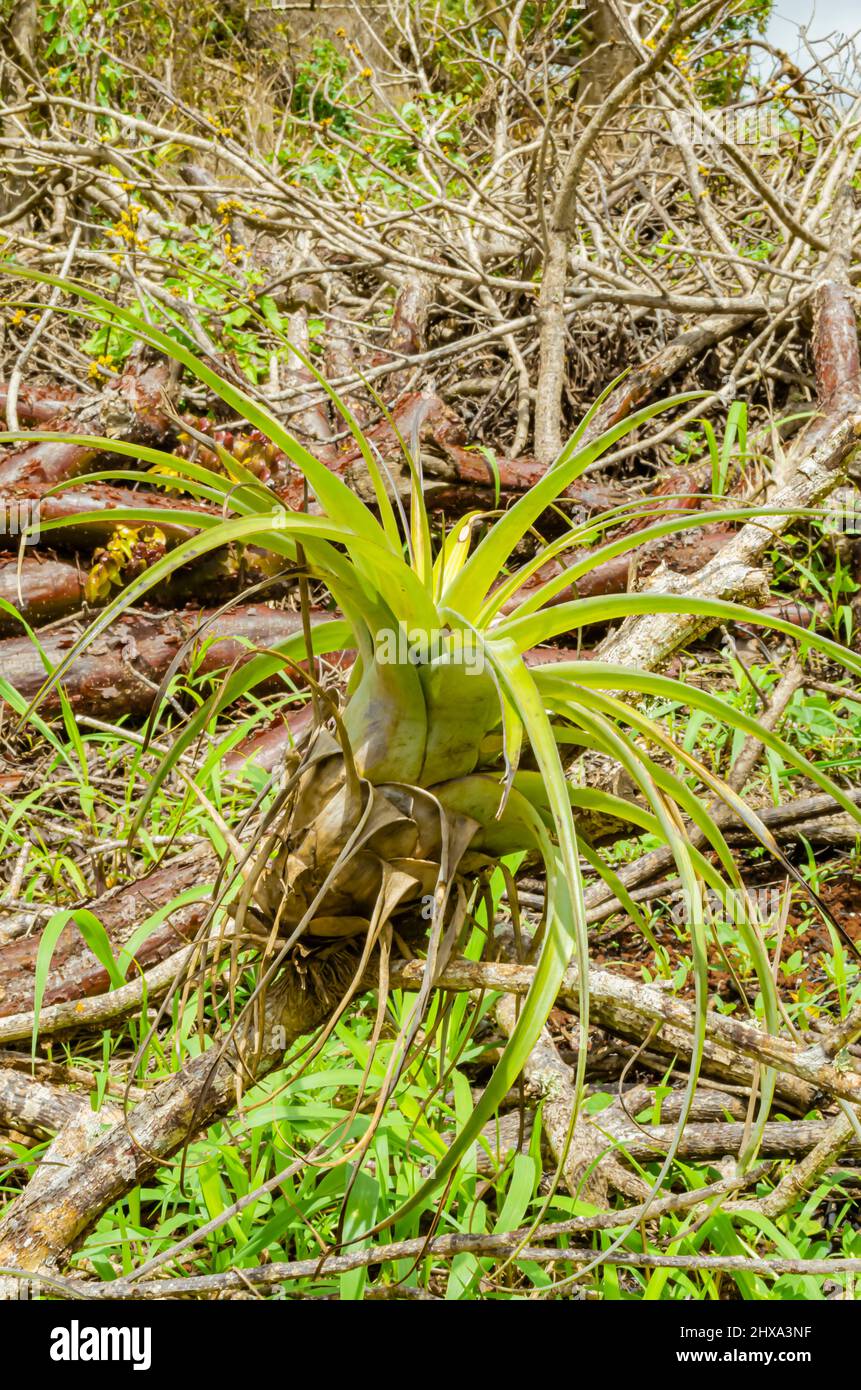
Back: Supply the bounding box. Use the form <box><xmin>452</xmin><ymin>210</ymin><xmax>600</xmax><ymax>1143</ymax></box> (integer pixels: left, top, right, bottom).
<box><xmin>5</xmin><ymin>265</ymin><xmax>861</xmax><ymax>1226</ymax></box>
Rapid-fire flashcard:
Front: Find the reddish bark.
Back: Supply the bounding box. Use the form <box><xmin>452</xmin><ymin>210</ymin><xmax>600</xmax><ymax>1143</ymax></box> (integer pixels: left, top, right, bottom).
<box><xmin>0</xmin><ymin>481</ymin><xmax>210</xmax><ymax>550</ymax></box>
<box><xmin>0</xmin><ymin>348</ymin><xmax>175</xmax><ymax>489</ymax></box>
<box><xmin>223</xmin><ymin>703</ymin><xmax>317</xmax><ymax>774</ymax></box>
<box><xmin>573</xmin><ymin>320</ymin><xmax>748</xmax><ymax>456</ymax></box>
<box><xmin>812</xmin><ymin>192</ymin><xmax>861</xmax><ymax>408</ymax></box>
<box><xmin>0</xmin><ymin>381</ymin><xmax>82</xmax><ymax>426</ymax></box>
<box><xmin>0</xmin><ymin>846</ymin><xmax>216</xmax><ymax>1019</ymax></box>
<box><xmin>796</xmin><ymin>187</ymin><xmax>861</xmax><ymax>454</ymax></box>
<box><xmin>608</xmin><ymin>464</ymin><xmax>712</xmax><ymax>539</ymax></box>
<box><xmin>0</xmin><ymin>603</ymin><xmax>326</xmax><ymax>720</ymax></box>
<box><xmin>735</xmin><ymin>598</ymin><xmax>829</xmax><ymax>631</ymax></box>
<box><xmin>502</xmin><ymin>467</ymin><xmax>717</xmax><ymax>613</ymax></box>
<box><xmin>323</xmin><ymin>389</ymin><xmax>631</xmax><ymax>512</ymax></box>
<box><xmin>0</xmin><ymin>547</ymin><xmax>294</xmax><ymax>636</ymax></box>
<box><xmin>523</xmin><ymin>645</ymin><xmax>586</xmax><ymax>665</ymax></box>
<box><xmin>0</xmin><ymin>555</ymin><xmax>86</xmax><ymax>631</ymax></box>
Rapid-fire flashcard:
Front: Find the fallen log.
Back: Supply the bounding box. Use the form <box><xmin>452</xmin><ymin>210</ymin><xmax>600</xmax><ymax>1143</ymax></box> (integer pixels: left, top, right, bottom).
<box><xmin>0</xmin><ymin>347</ymin><xmax>175</xmax><ymax>489</ymax></box>
<box><xmin>0</xmin><ymin>1067</ymin><xmax>85</xmax><ymax>1140</ymax></box>
<box><xmin>0</xmin><ymin>602</ymin><xmax>320</xmax><ymax>720</ymax></box>
<box><xmin>575</xmin><ymin>313</ymin><xmax>756</xmax><ymax>455</ymax></box>
<box><xmin>0</xmin><ymin>941</ymin><xmax>208</xmax><ymax>1044</ymax></box>
<box><xmin>494</xmin><ymin>992</ymin><xmax>650</xmax><ymax>1203</ymax></box>
<box><xmin>473</xmin><ymin>1110</ymin><xmax>861</xmax><ymax>1172</ymax></box>
<box><xmin>0</xmin><ymin>938</ymin><xmax>835</xmax><ymax>1279</ymax></box>
<box><xmin>0</xmin><ymin>481</ymin><xmax>210</xmax><ymax>550</ymax></box>
<box><xmin>0</xmin><ymin>545</ymin><xmax>293</xmax><ymax>635</ymax></box>
<box><xmin>222</xmin><ymin>704</ymin><xmax>316</xmax><ymax>775</ymax></box>
<box><xmin>391</xmin><ymin>954</ymin><xmax>860</xmax><ymax>1107</ymax></box>
<box><xmin>722</xmin><ymin>787</ymin><xmax>861</xmax><ymax>848</ymax></box>
<box><xmin>0</xmin><ymin>381</ymin><xmax>83</xmax><ymax>427</ymax></box>
<box><xmin>0</xmin><ymin>845</ymin><xmax>216</xmax><ymax>1019</ymax></box>
<box><xmin>0</xmin><ymin>555</ymin><xmax>87</xmax><ymax>631</ymax></box>
<box><xmin>610</xmin><ymin>1118</ymin><xmax>861</xmax><ymax>1163</ymax></box>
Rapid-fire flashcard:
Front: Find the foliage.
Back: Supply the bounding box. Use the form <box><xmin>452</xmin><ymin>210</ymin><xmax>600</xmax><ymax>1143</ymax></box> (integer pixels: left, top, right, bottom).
<box><xmin>4</xmin><ymin>265</ymin><xmax>861</xmax><ymax>1295</ymax></box>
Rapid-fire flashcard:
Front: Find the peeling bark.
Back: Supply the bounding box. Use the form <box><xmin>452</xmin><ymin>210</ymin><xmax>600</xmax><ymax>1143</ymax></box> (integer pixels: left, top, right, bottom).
<box><xmin>0</xmin><ymin>381</ymin><xmax>82</xmax><ymax>426</ymax></box>
<box><xmin>0</xmin><ymin>1067</ymin><xmax>85</xmax><ymax>1139</ymax></box>
<box><xmin>495</xmin><ymin>992</ymin><xmax>649</xmax><ymax>1204</ymax></box>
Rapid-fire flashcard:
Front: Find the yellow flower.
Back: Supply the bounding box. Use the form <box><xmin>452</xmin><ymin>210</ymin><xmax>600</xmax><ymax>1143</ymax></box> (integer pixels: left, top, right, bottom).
<box><xmin>88</xmin><ymin>362</ymin><xmax>103</xmax><ymax>380</ymax></box>
<box><xmin>361</xmin><ymin>67</ymin><xmax>373</xmax><ymax>79</ymax></box>
<box><xmin>335</xmin><ymin>26</ymin><xmax>346</xmax><ymax>37</ymax></box>
<box><xmin>9</xmin><ymin>308</ymin><xmax>26</xmax><ymax>326</ymax></box>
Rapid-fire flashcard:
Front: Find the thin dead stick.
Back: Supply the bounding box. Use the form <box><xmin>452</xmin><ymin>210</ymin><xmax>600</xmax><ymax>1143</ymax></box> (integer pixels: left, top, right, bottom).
<box><xmin>0</xmin><ymin>1166</ymin><xmax>769</xmax><ymax>1298</ymax></box>
<box><xmin>584</xmin><ymin>785</ymin><xmax>861</xmax><ymax>924</ymax></box>
<box><xmin>4</xmin><ymin>226</ymin><xmax>81</xmax><ymax>431</ymax></box>
<box><xmin>5</xmin><ymin>1241</ymin><xmax>857</xmax><ymax>1300</ymax></box>
<box><xmin>720</xmin><ymin>654</ymin><xmax>804</xmax><ymax>798</ymax></box>
<box><xmin>388</xmin><ymin>956</ymin><xmax>861</xmax><ymax>1106</ymax></box>
<box><xmin>0</xmin><ymin>941</ymin><xmax>202</xmax><ymax>1045</ymax></box>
